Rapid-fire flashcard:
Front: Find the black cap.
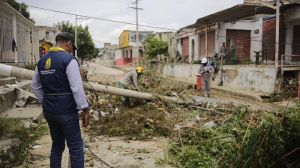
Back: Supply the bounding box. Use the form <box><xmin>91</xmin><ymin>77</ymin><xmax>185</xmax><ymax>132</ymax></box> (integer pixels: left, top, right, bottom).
<box><xmin>55</xmin><ymin>32</ymin><xmax>77</xmax><ymax>50</ymax></box>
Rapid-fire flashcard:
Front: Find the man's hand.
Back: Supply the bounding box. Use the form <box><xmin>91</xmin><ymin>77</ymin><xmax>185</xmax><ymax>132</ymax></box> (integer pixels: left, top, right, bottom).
<box><xmin>82</xmin><ymin>107</ymin><xmax>90</xmax><ymax>127</ymax></box>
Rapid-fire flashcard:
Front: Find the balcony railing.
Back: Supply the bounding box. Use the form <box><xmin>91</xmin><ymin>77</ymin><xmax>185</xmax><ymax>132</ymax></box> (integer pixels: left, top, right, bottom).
<box><xmin>280</xmin><ymin>54</ymin><xmax>300</xmax><ymax>74</ymax></box>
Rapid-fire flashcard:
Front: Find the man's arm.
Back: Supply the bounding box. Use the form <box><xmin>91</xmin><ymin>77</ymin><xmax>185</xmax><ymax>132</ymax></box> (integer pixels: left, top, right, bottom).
<box><xmin>132</xmin><ymin>72</ymin><xmax>140</xmax><ymax>91</ymax></box>
<box><xmin>198</xmin><ymin>65</ymin><xmax>205</xmax><ymax>75</ymax></box>
<box><xmin>31</xmin><ymin>67</ymin><xmax>44</xmax><ymax>103</ymax></box>
<box><xmin>66</xmin><ymin>59</ymin><xmax>90</xmax><ymax>127</ymax></box>
<box><xmin>208</xmin><ymin>64</ymin><xmax>215</xmax><ymax>73</ymax></box>
<box><xmin>66</xmin><ymin>59</ymin><xmax>89</xmax><ymax>110</ymax></box>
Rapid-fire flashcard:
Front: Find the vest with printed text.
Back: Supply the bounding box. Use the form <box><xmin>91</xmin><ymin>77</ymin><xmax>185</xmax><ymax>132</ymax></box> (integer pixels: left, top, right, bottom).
<box><xmin>37</xmin><ymin>50</ymin><xmax>77</xmax><ymax>115</ymax></box>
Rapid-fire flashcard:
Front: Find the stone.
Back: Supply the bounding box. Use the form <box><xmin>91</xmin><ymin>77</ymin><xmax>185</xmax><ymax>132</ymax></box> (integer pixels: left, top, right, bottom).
<box><xmin>202</xmin><ymin>121</ymin><xmax>218</xmax><ymax>128</ymax></box>
<box><xmin>7</xmin><ymin>150</ymin><xmax>16</xmax><ymax>162</ymax></box>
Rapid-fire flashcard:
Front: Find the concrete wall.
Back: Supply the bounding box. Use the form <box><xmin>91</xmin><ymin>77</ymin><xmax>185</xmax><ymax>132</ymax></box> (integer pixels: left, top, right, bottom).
<box><xmin>163</xmin><ymin>63</ymin><xmax>279</xmax><ymax>94</ymax></box>
<box><xmin>176</xmin><ymin>39</ymin><xmax>182</xmax><ymax>56</ymax></box>
<box><xmin>221</xmin><ymin>65</ymin><xmax>278</xmax><ymax>94</ymax></box>
<box><xmin>163</xmin><ymin>63</ymin><xmax>199</xmax><ymax>83</ymax></box>
<box><xmin>188</xmin><ymin>34</ymin><xmax>199</xmax><ymax>63</ymax></box>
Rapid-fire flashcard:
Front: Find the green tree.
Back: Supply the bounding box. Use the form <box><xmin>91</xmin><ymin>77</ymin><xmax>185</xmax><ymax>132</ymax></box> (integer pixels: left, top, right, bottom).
<box><xmin>55</xmin><ymin>21</ymin><xmax>97</xmax><ymax>60</ymax></box>
<box><xmin>144</xmin><ymin>37</ymin><xmax>168</xmax><ymax>59</ymax></box>
<box><xmin>6</xmin><ymin>0</ymin><xmax>35</xmax><ymax>23</ymax></box>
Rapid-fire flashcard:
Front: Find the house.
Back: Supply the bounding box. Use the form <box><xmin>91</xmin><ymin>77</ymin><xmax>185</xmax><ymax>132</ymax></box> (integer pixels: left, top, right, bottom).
<box><xmin>281</xmin><ymin>2</ymin><xmax>300</xmax><ymax>69</ymax></box>
<box><xmin>117</xmin><ymin>30</ymin><xmax>153</xmax><ymax>66</ymax></box>
<box><xmin>37</xmin><ymin>26</ymin><xmax>60</xmax><ymax>57</ymax></box>
<box><xmin>94</xmin><ymin>43</ymin><xmax>118</xmax><ymax>65</ymax></box>
<box><xmin>152</xmin><ymin>32</ymin><xmax>176</xmax><ymax>58</ymax></box>
<box><xmin>0</xmin><ymin>1</ymin><xmax>39</xmax><ymax>65</ymax></box>
<box><xmin>176</xmin><ymin>27</ymin><xmax>195</xmax><ymax>62</ymax></box>
<box><xmin>166</xmin><ymin>1</ymin><xmax>300</xmax><ymax>96</ymax></box>
<box><xmin>177</xmin><ymin>3</ymin><xmax>276</xmax><ymax>63</ymax></box>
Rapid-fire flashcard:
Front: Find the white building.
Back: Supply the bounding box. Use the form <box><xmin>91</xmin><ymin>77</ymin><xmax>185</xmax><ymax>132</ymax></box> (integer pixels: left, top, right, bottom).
<box><xmin>0</xmin><ymin>1</ymin><xmax>39</xmax><ymax>65</ymax></box>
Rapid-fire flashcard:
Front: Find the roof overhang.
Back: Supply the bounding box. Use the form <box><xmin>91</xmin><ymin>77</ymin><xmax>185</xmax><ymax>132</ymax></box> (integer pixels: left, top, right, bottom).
<box><xmin>185</xmin><ymin>4</ymin><xmax>275</xmax><ymax>29</ymax></box>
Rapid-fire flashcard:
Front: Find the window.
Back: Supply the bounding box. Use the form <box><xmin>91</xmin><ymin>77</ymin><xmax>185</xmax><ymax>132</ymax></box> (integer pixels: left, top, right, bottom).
<box><xmin>45</xmin><ymin>31</ymin><xmax>49</xmax><ymax>39</ymax></box>
<box><xmin>131</xmin><ymin>35</ymin><xmax>136</xmax><ymax>42</ymax></box>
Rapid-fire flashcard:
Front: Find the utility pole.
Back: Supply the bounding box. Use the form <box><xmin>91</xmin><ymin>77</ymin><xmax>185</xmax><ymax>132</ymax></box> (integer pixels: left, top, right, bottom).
<box><xmin>130</xmin><ymin>0</ymin><xmax>143</xmax><ymax>66</ymax></box>
<box><xmin>275</xmin><ymin>0</ymin><xmax>281</xmax><ymax>68</ymax></box>
<box><xmin>75</xmin><ymin>15</ymin><xmax>78</xmax><ymax>59</ymax></box>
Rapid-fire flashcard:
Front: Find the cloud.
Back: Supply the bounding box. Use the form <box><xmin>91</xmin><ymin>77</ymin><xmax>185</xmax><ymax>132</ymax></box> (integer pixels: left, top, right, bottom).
<box><xmin>19</xmin><ymin>0</ymin><xmax>244</xmax><ymax>48</ymax></box>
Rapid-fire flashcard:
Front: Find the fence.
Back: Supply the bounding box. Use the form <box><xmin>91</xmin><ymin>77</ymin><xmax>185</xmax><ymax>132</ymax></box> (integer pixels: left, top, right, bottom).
<box><xmin>280</xmin><ymin>54</ymin><xmax>300</xmax><ymax>74</ymax></box>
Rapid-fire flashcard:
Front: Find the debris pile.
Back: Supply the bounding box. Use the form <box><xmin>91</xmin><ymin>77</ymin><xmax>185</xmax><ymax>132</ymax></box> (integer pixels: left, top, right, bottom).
<box><xmin>86</xmin><ymin>71</ymin><xmax>300</xmax><ymax>168</ymax></box>
<box><xmin>140</xmin><ymin>72</ymin><xmax>195</xmax><ymax>99</ymax></box>
<box><xmin>88</xmin><ymin>90</ymin><xmax>185</xmax><ymax>139</ymax></box>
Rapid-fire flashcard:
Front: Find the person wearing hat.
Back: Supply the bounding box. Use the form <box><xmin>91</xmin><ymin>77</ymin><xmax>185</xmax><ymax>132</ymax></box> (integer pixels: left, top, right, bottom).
<box><xmin>197</xmin><ymin>58</ymin><xmax>214</xmax><ymax>97</ymax></box>
<box><xmin>32</xmin><ymin>32</ymin><xmax>89</xmax><ymax>168</ymax></box>
<box><xmin>118</xmin><ymin>66</ymin><xmax>143</xmax><ymax>106</ymax></box>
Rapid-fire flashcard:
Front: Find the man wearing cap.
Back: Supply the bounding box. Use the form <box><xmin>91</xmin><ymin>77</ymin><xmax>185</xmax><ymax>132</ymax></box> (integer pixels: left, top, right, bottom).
<box><xmin>118</xmin><ymin>66</ymin><xmax>143</xmax><ymax>106</ymax></box>
<box><xmin>32</xmin><ymin>32</ymin><xmax>89</xmax><ymax>168</ymax></box>
<box><xmin>197</xmin><ymin>58</ymin><xmax>214</xmax><ymax>97</ymax></box>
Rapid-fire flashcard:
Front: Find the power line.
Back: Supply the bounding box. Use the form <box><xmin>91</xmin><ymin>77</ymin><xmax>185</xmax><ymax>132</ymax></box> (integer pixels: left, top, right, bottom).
<box><xmin>26</xmin><ymin>4</ymin><xmax>177</xmax><ymax>31</ymax></box>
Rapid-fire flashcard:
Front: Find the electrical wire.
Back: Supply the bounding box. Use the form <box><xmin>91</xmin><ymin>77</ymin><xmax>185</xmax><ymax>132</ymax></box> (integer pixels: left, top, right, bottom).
<box><xmin>84</xmin><ymin>143</ymin><xmax>114</xmax><ymax>168</ymax></box>
<box><xmin>26</xmin><ymin>4</ymin><xmax>177</xmax><ymax>31</ymax></box>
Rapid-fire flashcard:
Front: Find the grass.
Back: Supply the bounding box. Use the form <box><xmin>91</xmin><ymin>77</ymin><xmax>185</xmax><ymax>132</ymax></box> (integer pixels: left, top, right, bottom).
<box><xmin>0</xmin><ymin>117</ymin><xmax>47</xmax><ymax>167</ymax></box>
<box><xmin>163</xmin><ymin>103</ymin><xmax>300</xmax><ymax>168</ymax></box>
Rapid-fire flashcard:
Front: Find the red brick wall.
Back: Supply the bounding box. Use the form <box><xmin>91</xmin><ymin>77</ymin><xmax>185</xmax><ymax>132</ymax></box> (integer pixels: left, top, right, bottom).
<box><xmin>182</xmin><ymin>37</ymin><xmax>189</xmax><ymax>61</ymax></box>
<box><xmin>207</xmin><ymin>31</ymin><xmax>216</xmax><ymax>57</ymax></box>
<box><xmin>262</xmin><ymin>18</ymin><xmax>286</xmax><ymax>61</ymax></box>
<box><xmin>226</xmin><ymin>29</ymin><xmax>251</xmax><ymax>61</ymax></box>
<box><xmin>263</xmin><ymin>19</ymin><xmax>275</xmax><ymax>61</ymax></box>
<box><xmin>199</xmin><ymin>33</ymin><xmax>205</xmax><ymax>57</ymax></box>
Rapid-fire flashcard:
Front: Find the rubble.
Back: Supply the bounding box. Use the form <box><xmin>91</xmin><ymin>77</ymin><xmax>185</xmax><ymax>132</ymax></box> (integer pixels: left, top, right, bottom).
<box><xmin>202</xmin><ymin>121</ymin><xmax>218</xmax><ymax>128</ymax></box>
<box><xmin>14</xmin><ymin>88</ymin><xmax>37</xmax><ymax>107</ymax></box>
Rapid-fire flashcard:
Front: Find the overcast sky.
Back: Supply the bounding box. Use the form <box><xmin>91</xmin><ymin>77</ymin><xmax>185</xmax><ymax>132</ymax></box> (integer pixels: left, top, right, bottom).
<box><xmin>18</xmin><ymin>0</ymin><xmax>244</xmax><ymax>48</ymax></box>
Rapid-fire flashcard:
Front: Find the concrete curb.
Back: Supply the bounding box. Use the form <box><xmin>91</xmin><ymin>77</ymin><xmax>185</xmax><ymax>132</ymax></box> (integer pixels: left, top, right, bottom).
<box><xmin>212</xmin><ymin>85</ymin><xmax>263</xmax><ymax>102</ymax></box>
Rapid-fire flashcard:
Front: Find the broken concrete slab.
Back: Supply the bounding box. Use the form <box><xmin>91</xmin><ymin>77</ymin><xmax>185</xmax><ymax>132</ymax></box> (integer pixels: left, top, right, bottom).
<box><xmin>0</xmin><ymin>80</ymin><xmax>33</xmax><ymax>113</ymax></box>
<box><xmin>0</xmin><ymin>77</ymin><xmax>16</xmax><ymax>86</ymax></box>
<box><xmin>13</xmin><ymin>88</ymin><xmax>37</xmax><ymax>108</ymax></box>
<box><xmin>202</xmin><ymin>121</ymin><xmax>218</xmax><ymax>128</ymax></box>
<box><xmin>0</xmin><ymin>88</ymin><xmax>16</xmax><ymax>113</ymax></box>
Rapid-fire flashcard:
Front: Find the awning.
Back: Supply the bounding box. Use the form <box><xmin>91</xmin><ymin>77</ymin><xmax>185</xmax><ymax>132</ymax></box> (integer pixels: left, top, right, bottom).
<box><xmin>185</xmin><ymin>4</ymin><xmax>276</xmax><ymax>29</ymax></box>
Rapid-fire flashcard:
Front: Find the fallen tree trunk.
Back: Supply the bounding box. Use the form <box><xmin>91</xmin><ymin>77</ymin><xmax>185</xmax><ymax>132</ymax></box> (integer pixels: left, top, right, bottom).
<box><xmin>84</xmin><ymin>82</ymin><xmax>180</xmax><ymax>102</ymax></box>
<box><xmin>0</xmin><ymin>63</ymin><xmax>231</xmax><ymax>105</ymax></box>
<box><xmin>0</xmin><ymin>63</ymin><xmax>180</xmax><ymax>102</ymax></box>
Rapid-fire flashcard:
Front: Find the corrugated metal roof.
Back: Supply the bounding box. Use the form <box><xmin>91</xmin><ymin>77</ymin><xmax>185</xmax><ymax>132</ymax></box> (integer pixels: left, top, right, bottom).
<box><xmin>186</xmin><ymin>4</ymin><xmax>275</xmax><ymax>28</ymax></box>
